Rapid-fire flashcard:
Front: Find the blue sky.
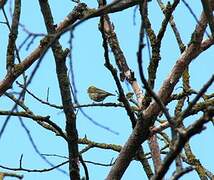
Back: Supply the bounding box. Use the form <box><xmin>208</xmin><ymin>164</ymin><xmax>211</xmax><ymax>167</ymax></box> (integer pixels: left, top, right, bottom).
<box><xmin>0</xmin><ymin>0</ymin><xmax>213</xmax><ymax>179</ymax></box>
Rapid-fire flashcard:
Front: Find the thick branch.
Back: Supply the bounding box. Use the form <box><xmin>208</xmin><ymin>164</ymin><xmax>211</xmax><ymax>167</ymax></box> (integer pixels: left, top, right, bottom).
<box><xmin>6</xmin><ymin>0</ymin><xmax>21</xmax><ymax>71</ymax></box>
<box><xmin>38</xmin><ymin>0</ymin><xmax>80</xmax><ymax>179</ymax></box>
<box><xmin>0</xmin><ymin>3</ymin><xmax>88</xmax><ymax>96</ymax></box>
<box><xmin>106</xmin><ymin>5</ymin><xmax>211</xmax><ymax>178</ymax></box>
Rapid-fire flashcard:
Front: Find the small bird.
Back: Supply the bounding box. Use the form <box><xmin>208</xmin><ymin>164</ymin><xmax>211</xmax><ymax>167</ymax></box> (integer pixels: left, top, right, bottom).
<box><xmin>87</xmin><ymin>86</ymin><xmax>115</xmax><ymax>102</ymax></box>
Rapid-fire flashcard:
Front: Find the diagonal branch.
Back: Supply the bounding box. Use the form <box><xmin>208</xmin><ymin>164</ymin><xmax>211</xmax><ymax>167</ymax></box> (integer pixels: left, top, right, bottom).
<box><xmin>106</xmin><ymin>3</ymin><xmax>213</xmax><ymax>178</ymax></box>
<box><xmin>0</xmin><ymin>3</ymin><xmax>88</xmax><ymax>96</ymax></box>
<box><xmin>201</xmin><ymin>0</ymin><xmax>214</xmax><ymax>37</ymax></box>
<box><xmin>151</xmin><ymin>112</ymin><xmax>212</xmax><ymax>180</ymax></box>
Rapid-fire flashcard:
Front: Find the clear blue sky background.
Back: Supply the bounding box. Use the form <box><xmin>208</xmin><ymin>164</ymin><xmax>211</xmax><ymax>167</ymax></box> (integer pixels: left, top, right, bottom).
<box><xmin>0</xmin><ymin>0</ymin><xmax>213</xmax><ymax>179</ymax></box>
